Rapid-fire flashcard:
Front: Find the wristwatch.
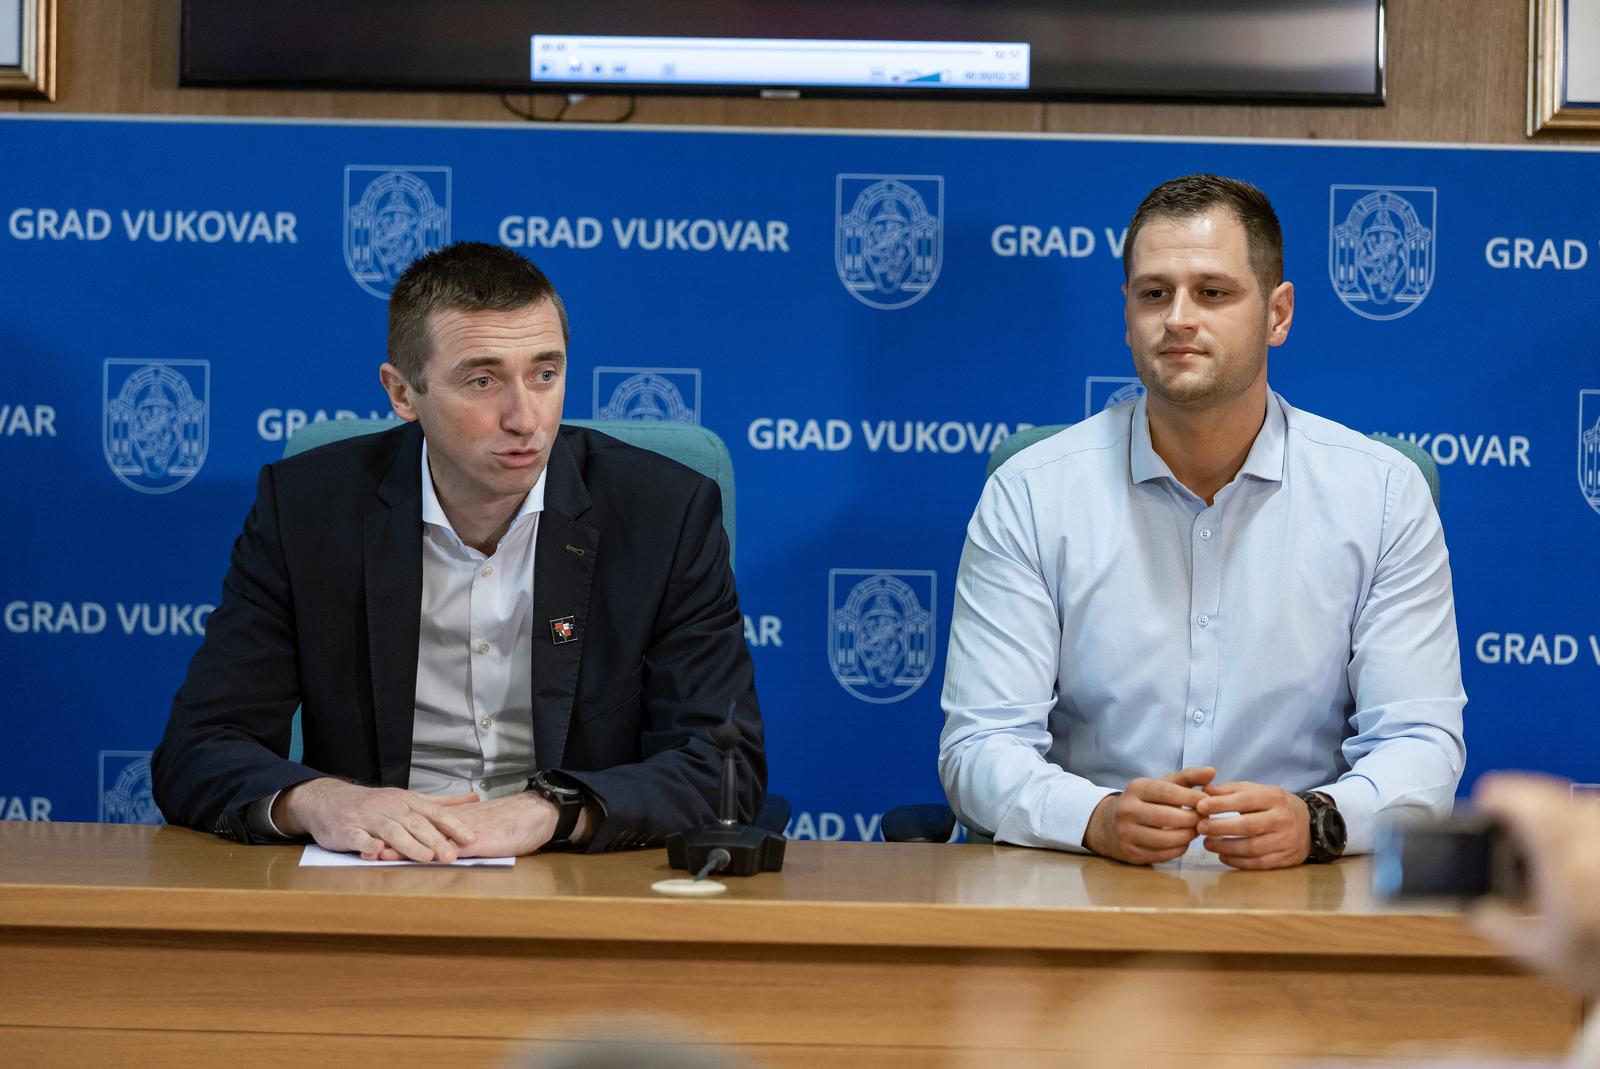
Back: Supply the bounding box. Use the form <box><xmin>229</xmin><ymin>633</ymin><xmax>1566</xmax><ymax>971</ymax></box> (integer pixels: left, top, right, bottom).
<box><xmin>527</xmin><ymin>770</ymin><xmax>586</xmax><ymax>849</ymax></box>
<box><xmin>1299</xmin><ymin>791</ymin><xmax>1348</xmax><ymax>863</ymax></box>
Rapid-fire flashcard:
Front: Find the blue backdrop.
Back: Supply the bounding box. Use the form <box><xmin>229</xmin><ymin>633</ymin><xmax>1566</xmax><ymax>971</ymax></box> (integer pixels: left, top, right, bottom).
<box><xmin>1</xmin><ymin>115</ymin><xmax>1596</xmax><ymax>837</ymax></box>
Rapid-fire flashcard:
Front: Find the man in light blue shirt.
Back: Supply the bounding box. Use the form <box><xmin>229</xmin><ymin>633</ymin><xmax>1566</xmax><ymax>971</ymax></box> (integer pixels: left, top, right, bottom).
<box><xmin>940</xmin><ymin>174</ymin><xmax>1465</xmax><ymax>869</ymax></box>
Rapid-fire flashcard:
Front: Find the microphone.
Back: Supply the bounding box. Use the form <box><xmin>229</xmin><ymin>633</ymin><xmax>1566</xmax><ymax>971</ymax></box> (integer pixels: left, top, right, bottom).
<box><xmin>712</xmin><ymin>718</ymin><xmax>740</xmax><ymax>824</ymax></box>
<box><xmin>666</xmin><ymin>701</ymin><xmax>786</xmax><ymax>877</ymax></box>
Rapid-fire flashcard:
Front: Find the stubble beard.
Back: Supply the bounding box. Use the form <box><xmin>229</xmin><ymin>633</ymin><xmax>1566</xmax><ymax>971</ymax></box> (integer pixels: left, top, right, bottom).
<box><xmin>1137</xmin><ymin>317</ymin><xmax>1270</xmax><ymax>411</ymax></box>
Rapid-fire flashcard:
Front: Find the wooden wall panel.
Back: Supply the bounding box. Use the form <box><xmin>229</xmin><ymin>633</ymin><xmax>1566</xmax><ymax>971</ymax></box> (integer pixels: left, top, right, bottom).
<box><xmin>13</xmin><ymin>0</ymin><xmax>1599</xmax><ymax>146</ymax></box>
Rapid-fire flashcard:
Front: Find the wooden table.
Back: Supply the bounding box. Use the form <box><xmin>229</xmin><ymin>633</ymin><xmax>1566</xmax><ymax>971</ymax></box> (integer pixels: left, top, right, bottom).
<box><xmin>0</xmin><ymin>822</ymin><xmax>1581</xmax><ymax>1067</ymax></box>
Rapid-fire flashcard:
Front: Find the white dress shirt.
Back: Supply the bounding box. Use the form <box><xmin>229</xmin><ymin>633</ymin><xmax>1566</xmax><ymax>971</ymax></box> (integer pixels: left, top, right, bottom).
<box><xmin>408</xmin><ymin>439</ymin><xmax>542</xmax><ymax>800</ymax></box>
<box><xmin>939</xmin><ymin>390</ymin><xmax>1467</xmax><ymax>855</ymax></box>
<box><xmin>250</xmin><ymin>440</ymin><xmax>544</xmax><ymax>837</ymax></box>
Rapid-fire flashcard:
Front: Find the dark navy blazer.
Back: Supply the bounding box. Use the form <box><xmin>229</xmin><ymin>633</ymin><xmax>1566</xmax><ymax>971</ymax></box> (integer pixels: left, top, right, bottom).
<box><xmin>152</xmin><ymin>422</ymin><xmax>766</xmax><ymax>851</ymax></box>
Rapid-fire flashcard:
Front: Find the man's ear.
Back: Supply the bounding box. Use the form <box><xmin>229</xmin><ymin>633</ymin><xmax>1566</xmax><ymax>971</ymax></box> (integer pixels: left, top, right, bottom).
<box><xmin>1266</xmin><ymin>281</ymin><xmax>1295</xmax><ymax>348</ymax></box>
<box><xmin>379</xmin><ymin>363</ymin><xmax>420</xmax><ymax>421</ymax></box>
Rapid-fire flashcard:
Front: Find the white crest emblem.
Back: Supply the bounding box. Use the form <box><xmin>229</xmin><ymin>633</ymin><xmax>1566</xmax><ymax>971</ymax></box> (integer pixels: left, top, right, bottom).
<box><xmin>836</xmin><ymin>174</ymin><xmax>943</xmax><ymax>310</ymax></box>
<box><xmin>99</xmin><ymin>751</ymin><xmax>164</xmax><ymax>825</ymax></box>
<box><xmin>1329</xmin><ymin>185</ymin><xmax>1436</xmax><ymax>320</ymax></box>
<box><xmin>593</xmin><ymin>367</ymin><xmax>702</xmax><ymax>423</ymax></box>
<box><xmin>1580</xmin><ymin>390</ymin><xmax>1600</xmax><ymax>517</ymax></box>
<box><xmin>1084</xmin><ymin>376</ymin><xmax>1146</xmax><ymax>419</ymax></box>
<box><xmin>102</xmin><ymin>359</ymin><xmax>209</xmax><ymax>495</ymax></box>
<box><xmin>828</xmin><ymin>569</ymin><xmax>936</xmax><ymax>704</ymax></box>
<box><xmin>344</xmin><ymin>165</ymin><xmax>451</xmax><ymax>298</ymax></box>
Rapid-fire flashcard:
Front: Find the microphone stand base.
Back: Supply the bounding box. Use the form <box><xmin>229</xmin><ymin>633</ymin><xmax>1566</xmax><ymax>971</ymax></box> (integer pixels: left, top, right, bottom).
<box><xmin>666</xmin><ymin>823</ymin><xmax>786</xmax><ymax>876</ymax></box>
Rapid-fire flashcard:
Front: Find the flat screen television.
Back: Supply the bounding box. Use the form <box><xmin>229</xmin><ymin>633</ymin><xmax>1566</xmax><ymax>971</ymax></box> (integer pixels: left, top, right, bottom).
<box><xmin>180</xmin><ymin>0</ymin><xmax>1385</xmax><ymax>105</ymax></box>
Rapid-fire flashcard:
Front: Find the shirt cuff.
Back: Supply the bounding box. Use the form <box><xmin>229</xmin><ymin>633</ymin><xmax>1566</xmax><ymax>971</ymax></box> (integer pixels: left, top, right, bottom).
<box><xmin>1067</xmin><ymin>786</ymin><xmax>1122</xmax><ymax>854</ymax></box>
<box><xmin>243</xmin><ymin>790</ymin><xmax>294</xmax><ymax>842</ymax></box>
<box><xmin>992</xmin><ymin>780</ymin><xmax>1120</xmax><ymax>855</ymax></box>
<box><xmin>1312</xmin><ymin>778</ymin><xmax>1380</xmax><ymax>855</ymax></box>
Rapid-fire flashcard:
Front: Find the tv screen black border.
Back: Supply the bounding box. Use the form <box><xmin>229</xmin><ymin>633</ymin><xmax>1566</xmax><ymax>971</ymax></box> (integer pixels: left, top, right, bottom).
<box><xmin>179</xmin><ymin>1</ymin><xmax>1387</xmax><ymax>108</ymax></box>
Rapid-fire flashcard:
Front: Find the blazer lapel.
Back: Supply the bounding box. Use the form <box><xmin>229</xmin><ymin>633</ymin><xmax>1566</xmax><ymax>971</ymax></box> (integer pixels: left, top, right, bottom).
<box><xmin>532</xmin><ymin>433</ymin><xmax>597</xmax><ymax>770</ymax></box>
<box><xmin>364</xmin><ymin>423</ymin><xmax>424</xmax><ymax>788</ymax></box>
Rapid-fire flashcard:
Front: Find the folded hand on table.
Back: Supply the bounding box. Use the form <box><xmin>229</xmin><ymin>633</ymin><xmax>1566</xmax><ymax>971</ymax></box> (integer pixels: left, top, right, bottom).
<box><xmin>1196</xmin><ymin>780</ymin><xmax>1312</xmax><ymax>870</ymax></box>
<box><xmin>273</xmin><ymin>778</ymin><xmax>479</xmax><ymax>862</ymax></box>
<box><xmin>1084</xmin><ymin>766</ymin><xmax>1214</xmax><ymax>865</ymax></box>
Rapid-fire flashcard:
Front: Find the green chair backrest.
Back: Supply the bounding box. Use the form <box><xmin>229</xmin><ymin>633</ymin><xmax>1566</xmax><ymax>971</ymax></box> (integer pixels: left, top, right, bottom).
<box><xmin>985</xmin><ymin>422</ymin><xmax>1440</xmax><ymax>510</ymax></box>
<box><xmin>284</xmin><ymin>418</ymin><xmax>738</xmax><ymax>559</ymax></box>
<box><xmin>985</xmin><ymin>424</ymin><xmax>1071</xmax><ymax>480</ymax></box>
<box><xmin>1368</xmin><ymin>434</ymin><xmax>1441</xmax><ymax>509</ymax></box>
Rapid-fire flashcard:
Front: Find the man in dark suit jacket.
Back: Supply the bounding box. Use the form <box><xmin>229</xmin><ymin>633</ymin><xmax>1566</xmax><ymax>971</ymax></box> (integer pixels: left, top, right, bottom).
<box><xmin>152</xmin><ymin>242</ymin><xmax>765</xmax><ymax>859</ymax></box>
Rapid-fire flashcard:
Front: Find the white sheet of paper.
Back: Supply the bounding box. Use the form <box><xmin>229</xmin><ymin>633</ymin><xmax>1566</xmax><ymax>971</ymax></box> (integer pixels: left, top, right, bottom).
<box><xmin>299</xmin><ymin>845</ymin><xmax>515</xmax><ymax>867</ymax></box>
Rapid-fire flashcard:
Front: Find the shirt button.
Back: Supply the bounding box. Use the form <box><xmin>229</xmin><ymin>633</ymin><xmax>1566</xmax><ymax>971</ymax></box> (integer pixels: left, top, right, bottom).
<box><xmin>1199</xmin><ymin>528</ymin><xmax>1213</xmax><ymax>541</ymax></box>
<box><xmin>476</xmin><ymin>640</ymin><xmax>489</xmax><ymax>654</ymax></box>
<box><xmin>482</xmin><ymin>565</ymin><xmax>494</xmax><ymax>577</ymax></box>
<box><xmin>479</xmin><ymin>780</ymin><xmax>489</xmax><ymax>792</ymax></box>
<box><xmin>480</xmin><ymin>717</ymin><xmax>491</xmax><ymax>730</ymax></box>
<box><xmin>1191</xmin><ymin>709</ymin><xmax>1205</xmax><ymax>724</ymax></box>
<box><xmin>1197</xmin><ymin>614</ymin><xmax>1210</xmax><ymax>627</ymax></box>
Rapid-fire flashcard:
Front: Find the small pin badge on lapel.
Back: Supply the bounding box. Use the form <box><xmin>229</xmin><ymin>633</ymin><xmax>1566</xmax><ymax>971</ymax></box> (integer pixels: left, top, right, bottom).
<box><xmin>550</xmin><ymin>616</ymin><xmax>577</xmax><ymax>644</ymax></box>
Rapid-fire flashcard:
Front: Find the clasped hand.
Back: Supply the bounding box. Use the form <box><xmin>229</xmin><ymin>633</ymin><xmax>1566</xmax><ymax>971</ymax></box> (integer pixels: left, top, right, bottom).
<box><xmin>1084</xmin><ymin>766</ymin><xmax>1313</xmax><ymax>869</ymax></box>
<box><xmin>275</xmin><ymin>778</ymin><xmax>567</xmax><ymax>862</ymax></box>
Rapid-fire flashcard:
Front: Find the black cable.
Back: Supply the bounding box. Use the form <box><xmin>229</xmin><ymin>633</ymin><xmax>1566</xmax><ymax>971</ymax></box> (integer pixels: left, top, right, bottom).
<box><xmin>607</xmin><ymin>96</ymin><xmax>638</xmax><ymax>123</ymax></box>
<box><xmin>498</xmin><ymin>92</ymin><xmax>537</xmax><ymax>121</ymax></box>
<box><xmin>498</xmin><ymin>92</ymin><xmax>570</xmax><ymax>121</ymax></box>
<box><xmin>693</xmin><ymin>848</ymin><xmax>732</xmax><ymax>881</ymax></box>
<box><xmin>498</xmin><ymin>92</ymin><xmax>636</xmax><ymax>123</ymax></box>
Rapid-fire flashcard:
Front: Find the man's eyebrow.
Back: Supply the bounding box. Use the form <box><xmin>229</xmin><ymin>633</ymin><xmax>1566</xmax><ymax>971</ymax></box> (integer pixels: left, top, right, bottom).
<box><xmin>449</xmin><ymin>350</ymin><xmax>566</xmax><ymax>373</ymax></box>
<box><xmin>1129</xmin><ymin>271</ymin><xmax>1248</xmax><ymax>288</ymax></box>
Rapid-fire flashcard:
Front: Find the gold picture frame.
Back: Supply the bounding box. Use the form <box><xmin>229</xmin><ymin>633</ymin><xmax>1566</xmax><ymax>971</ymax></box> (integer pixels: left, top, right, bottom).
<box><xmin>1530</xmin><ymin>0</ymin><xmax>1600</xmax><ymax>133</ymax></box>
<box><xmin>0</xmin><ymin>0</ymin><xmax>54</xmax><ymax>101</ymax></box>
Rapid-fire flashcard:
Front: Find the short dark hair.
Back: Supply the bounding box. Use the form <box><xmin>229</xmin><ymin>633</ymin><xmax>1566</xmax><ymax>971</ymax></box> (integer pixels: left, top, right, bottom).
<box><xmin>387</xmin><ymin>241</ymin><xmax>569</xmax><ymax>392</ymax></box>
<box><xmin>1123</xmin><ymin>174</ymin><xmax>1283</xmax><ymax>297</ymax></box>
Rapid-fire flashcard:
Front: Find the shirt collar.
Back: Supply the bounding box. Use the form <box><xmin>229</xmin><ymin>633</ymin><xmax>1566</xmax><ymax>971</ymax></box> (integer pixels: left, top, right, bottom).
<box><xmin>420</xmin><ymin>438</ymin><xmax>546</xmax><ymax>540</ymax></box>
<box><xmin>1237</xmin><ymin>391</ymin><xmax>1288</xmax><ymax>484</ymax></box>
<box><xmin>1128</xmin><ymin>393</ymin><xmax>1171</xmax><ymax>485</ymax></box>
<box><xmin>1129</xmin><ymin>389</ymin><xmax>1287</xmax><ymax>487</ymax></box>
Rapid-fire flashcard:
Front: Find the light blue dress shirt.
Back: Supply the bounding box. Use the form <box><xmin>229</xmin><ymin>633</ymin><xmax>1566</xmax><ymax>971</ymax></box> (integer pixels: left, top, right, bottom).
<box><xmin>939</xmin><ymin>391</ymin><xmax>1466</xmax><ymax>855</ymax></box>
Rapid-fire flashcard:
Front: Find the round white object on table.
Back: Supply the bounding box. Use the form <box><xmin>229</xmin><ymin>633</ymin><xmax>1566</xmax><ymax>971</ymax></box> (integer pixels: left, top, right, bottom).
<box><xmin>651</xmin><ymin>877</ymin><xmax>728</xmax><ymax>897</ymax></box>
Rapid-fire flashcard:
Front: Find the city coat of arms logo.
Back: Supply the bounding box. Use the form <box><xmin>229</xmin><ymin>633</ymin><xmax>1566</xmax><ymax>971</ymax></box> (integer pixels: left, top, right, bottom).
<box><xmin>828</xmin><ymin>570</ymin><xmax>936</xmax><ymax>704</ymax></box>
<box><xmin>836</xmin><ymin>174</ymin><xmax>944</xmax><ymax>310</ymax></box>
<box><xmin>99</xmin><ymin>751</ymin><xmax>164</xmax><ymax>825</ymax></box>
<box><xmin>344</xmin><ymin>165</ymin><xmax>452</xmax><ymax>298</ymax></box>
<box><xmin>102</xmin><ymin>359</ymin><xmax>209</xmax><ymax>494</ymax></box>
<box><xmin>593</xmin><ymin>367</ymin><xmax>702</xmax><ymax>423</ymax></box>
<box><xmin>1084</xmin><ymin>376</ymin><xmax>1146</xmax><ymax>419</ymax></box>
<box><xmin>1581</xmin><ymin>390</ymin><xmax>1600</xmax><ymax>517</ymax></box>
<box><xmin>1329</xmin><ymin>185</ymin><xmax>1436</xmax><ymax>321</ymax></box>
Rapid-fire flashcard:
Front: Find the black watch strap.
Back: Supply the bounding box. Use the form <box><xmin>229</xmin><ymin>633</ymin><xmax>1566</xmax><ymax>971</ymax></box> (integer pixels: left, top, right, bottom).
<box><xmin>1298</xmin><ymin>791</ymin><xmax>1347</xmax><ymax>863</ymax></box>
<box><xmin>528</xmin><ymin>771</ymin><xmax>586</xmax><ymax>848</ymax></box>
